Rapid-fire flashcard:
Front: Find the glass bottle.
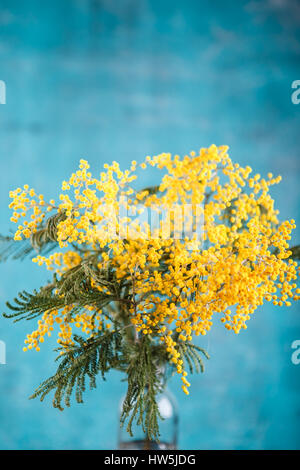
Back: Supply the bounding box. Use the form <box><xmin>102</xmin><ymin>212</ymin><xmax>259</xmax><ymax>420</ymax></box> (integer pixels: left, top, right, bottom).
<box><xmin>118</xmin><ymin>368</ymin><xmax>178</xmax><ymax>450</ymax></box>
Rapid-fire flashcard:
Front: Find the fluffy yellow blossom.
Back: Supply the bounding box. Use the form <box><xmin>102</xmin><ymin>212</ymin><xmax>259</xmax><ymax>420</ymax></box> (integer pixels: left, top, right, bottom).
<box><xmin>8</xmin><ymin>145</ymin><xmax>299</xmax><ymax>394</ymax></box>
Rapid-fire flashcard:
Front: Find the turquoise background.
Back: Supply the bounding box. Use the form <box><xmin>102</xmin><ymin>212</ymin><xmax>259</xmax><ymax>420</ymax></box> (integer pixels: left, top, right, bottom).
<box><xmin>0</xmin><ymin>0</ymin><xmax>300</xmax><ymax>449</ymax></box>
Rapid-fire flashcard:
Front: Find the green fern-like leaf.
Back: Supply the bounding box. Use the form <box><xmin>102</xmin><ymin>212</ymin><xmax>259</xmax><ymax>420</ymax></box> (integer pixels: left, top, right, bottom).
<box><xmin>120</xmin><ymin>338</ymin><xmax>163</xmax><ymax>442</ymax></box>
<box><xmin>30</xmin><ymin>331</ymin><xmax>123</xmax><ymax>410</ymax></box>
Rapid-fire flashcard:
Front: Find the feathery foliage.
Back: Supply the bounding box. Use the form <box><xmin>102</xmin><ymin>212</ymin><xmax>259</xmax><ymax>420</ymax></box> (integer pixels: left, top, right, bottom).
<box><xmin>0</xmin><ymin>212</ymin><xmax>65</xmax><ymax>262</ymax></box>
<box><xmin>30</xmin><ymin>331</ymin><xmax>123</xmax><ymax>409</ymax></box>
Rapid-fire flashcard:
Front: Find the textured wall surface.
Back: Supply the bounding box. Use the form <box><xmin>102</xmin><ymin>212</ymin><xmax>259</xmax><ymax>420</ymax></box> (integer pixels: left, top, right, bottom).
<box><xmin>0</xmin><ymin>0</ymin><xmax>299</xmax><ymax>449</ymax></box>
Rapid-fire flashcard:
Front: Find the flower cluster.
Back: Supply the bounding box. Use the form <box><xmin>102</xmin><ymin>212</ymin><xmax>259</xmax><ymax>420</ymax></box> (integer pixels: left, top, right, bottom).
<box><xmin>9</xmin><ymin>145</ymin><xmax>299</xmax><ymax>395</ymax></box>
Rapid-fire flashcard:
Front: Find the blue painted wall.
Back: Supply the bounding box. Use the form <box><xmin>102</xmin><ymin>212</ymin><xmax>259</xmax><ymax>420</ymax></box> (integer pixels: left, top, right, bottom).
<box><xmin>0</xmin><ymin>0</ymin><xmax>299</xmax><ymax>449</ymax></box>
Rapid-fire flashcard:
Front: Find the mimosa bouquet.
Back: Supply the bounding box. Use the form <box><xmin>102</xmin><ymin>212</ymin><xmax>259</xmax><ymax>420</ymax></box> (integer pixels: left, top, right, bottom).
<box><xmin>1</xmin><ymin>145</ymin><xmax>299</xmax><ymax>441</ymax></box>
